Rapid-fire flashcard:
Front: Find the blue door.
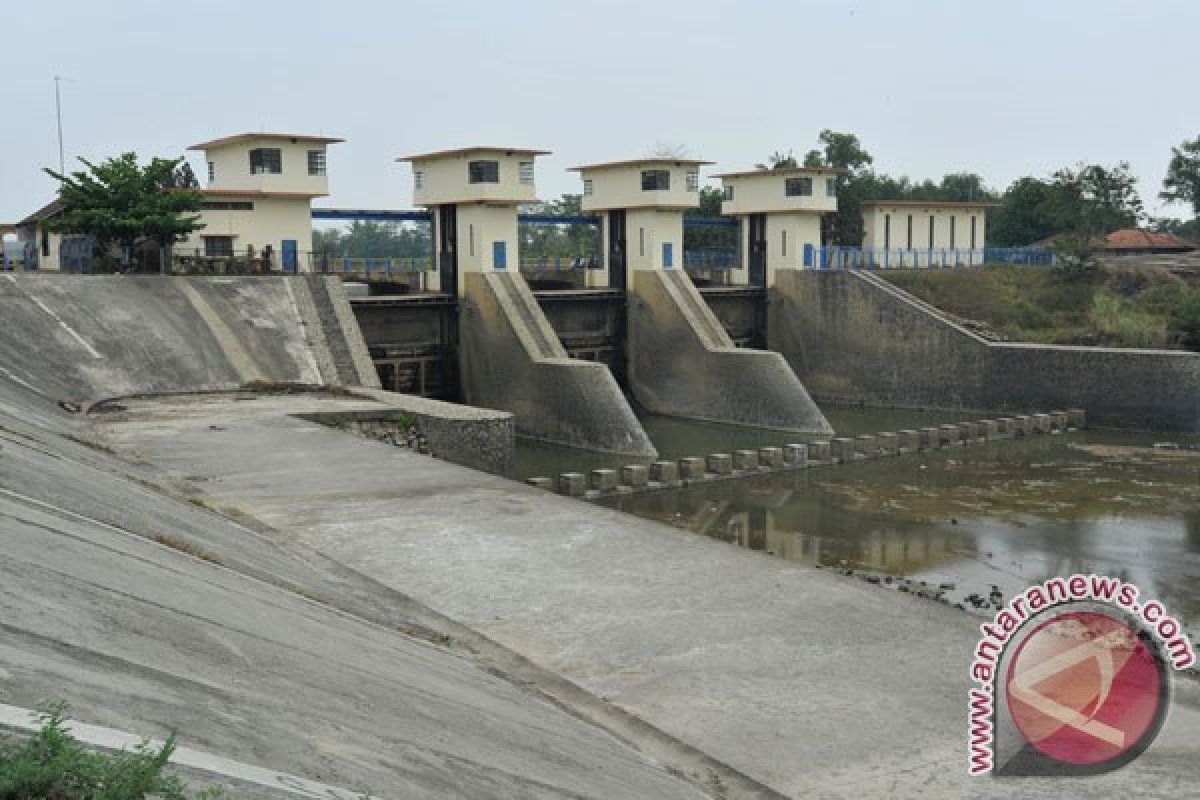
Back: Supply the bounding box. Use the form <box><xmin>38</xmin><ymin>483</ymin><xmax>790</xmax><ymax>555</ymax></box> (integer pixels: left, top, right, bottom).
<box><xmin>493</xmin><ymin>241</ymin><xmax>507</xmax><ymax>269</ymax></box>
<box><xmin>662</xmin><ymin>241</ymin><xmax>673</xmax><ymax>268</ymax></box>
<box><xmin>282</xmin><ymin>239</ymin><xmax>298</xmax><ymax>273</ymax></box>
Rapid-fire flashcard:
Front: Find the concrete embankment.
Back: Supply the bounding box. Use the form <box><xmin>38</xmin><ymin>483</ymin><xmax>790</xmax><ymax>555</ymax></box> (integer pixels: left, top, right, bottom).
<box><xmin>629</xmin><ymin>270</ymin><xmax>832</xmax><ymax>434</ymax></box>
<box><xmin>0</xmin><ymin>273</ymin><xmax>379</xmax><ymax>401</ymax></box>
<box><xmin>771</xmin><ymin>268</ymin><xmax>1200</xmax><ymax>431</ymax></box>
<box><xmin>460</xmin><ymin>271</ymin><xmax>657</xmax><ymax>456</ymax></box>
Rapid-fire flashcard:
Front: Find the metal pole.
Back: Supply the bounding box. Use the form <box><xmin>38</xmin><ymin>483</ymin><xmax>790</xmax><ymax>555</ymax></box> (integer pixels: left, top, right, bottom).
<box><xmin>54</xmin><ymin>75</ymin><xmax>65</xmax><ymax>177</ymax></box>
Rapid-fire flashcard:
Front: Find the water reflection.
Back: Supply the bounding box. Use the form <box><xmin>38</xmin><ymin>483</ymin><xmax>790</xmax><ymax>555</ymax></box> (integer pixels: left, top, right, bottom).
<box><xmin>597</xmin><ymin>432</ymin><xmax>1200</xmax><ymax>640</ymax></box>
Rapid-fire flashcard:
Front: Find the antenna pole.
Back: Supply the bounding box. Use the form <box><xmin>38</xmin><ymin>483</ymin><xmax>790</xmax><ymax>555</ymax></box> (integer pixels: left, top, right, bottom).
<box><xmin>54</xmin><ymin>75</ymin><xmax>65</xmax><ymax>177</ymax></box>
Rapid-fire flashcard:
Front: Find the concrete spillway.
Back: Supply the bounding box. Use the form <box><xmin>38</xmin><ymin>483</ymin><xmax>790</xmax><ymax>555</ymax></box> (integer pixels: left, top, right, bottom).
<box><xmin>0</xmin><ymin>273</ymin><xmax>378</xmax><ymax>403</ymax></box>
<box><xmin>460</xmin><ymin>271</ymin><xmax>657</xmax><ymax>456</ymax></box>
<box><xmin>628</xmin><ymin>269</ymin><xmax>832</xmax><ymax>435</ymax></box>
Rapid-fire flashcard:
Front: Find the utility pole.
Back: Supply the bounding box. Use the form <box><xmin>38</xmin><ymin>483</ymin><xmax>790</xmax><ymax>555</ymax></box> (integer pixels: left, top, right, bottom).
<box><xmin>54</xmin><ymin>75</ymin><xmax>66</xmax><ymax>177</ymax></box>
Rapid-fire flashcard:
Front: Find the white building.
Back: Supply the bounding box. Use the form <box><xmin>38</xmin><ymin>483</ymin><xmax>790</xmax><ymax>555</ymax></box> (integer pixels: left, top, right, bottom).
<box><xmin>861</xmin><ymin>200</ymin><xmax>997</xmax><ymax>265</ymax></box>
<box><xmin>398</xmin><ymin>146</ymin><xmax>550</xmax><ymax>294</ymax></box>
<box><xmin>181</xmin><ymin>132</ymin><xmax>344</xmax><ymax>271</ymax></box>
<box><xmin>714</xmin><ymin>166</ymin><xmax>840</xmax><ymax>285</ymax></box>
<box><xmin>570</xmin><ymin>158</ymin><xmax>712</xmax><ymax>287</ymax></box>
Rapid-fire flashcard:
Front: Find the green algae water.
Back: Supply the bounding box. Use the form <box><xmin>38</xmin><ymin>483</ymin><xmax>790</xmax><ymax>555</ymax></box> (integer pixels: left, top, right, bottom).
<box><xmin>516</xmin><ymin>409</ymin><xmax>1200</xmax><ymax>641</ymax></box>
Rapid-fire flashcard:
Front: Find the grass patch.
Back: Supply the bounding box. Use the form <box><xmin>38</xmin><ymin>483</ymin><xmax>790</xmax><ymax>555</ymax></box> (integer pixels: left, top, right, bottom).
<box><xmin>0</xmin><ymin>702</ymin><xmax>223</xmax><ymax>799</ymax></box>
<box><xmin>151</xmin><ymin>535</ymin><xmax>221</xmax><ymax>565</ymax></box>
<box><xmin>885</xmin><ymin>264</ymin><xmax>1200</xmax><ymax>349</ymax></box>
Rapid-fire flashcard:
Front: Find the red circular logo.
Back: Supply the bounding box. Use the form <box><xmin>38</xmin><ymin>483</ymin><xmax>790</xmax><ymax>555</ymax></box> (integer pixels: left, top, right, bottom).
<box><xmin>1006</xmin><ymin>610</ymin><xmax>1165</xmax><ymax>766</ymax></box>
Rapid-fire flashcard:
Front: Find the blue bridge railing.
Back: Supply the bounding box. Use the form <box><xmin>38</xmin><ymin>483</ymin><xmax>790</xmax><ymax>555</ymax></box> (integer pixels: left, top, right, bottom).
<box><xmin>519</xmin><ymin>256</ymin><xmax>601</xmax><ymax>272</ymax></box>
<box><xmin>804</xmin><ymin>245</ymin><xmax>1055</xmax><ymax>269</ymax></box>
<box><xmin>683</xmin><ymin>249</ymin><xmax>738</xmax><ymax>269</ymax></box>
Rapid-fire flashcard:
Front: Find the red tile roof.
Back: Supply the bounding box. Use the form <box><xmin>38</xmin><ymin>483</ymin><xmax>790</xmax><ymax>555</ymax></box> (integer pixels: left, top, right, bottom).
<box><xmin>1102</xmin><ymin>228</ymin><xmax>1196</xmax><ymax>251</ymax></box>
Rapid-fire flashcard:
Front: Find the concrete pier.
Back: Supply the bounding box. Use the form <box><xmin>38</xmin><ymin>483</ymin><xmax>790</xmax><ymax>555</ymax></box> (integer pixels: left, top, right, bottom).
<box><xmin>706</xmin><ymin>453</ymin><xmax>734</xmax><ymax>475</ymax></box>
<box><xmin>629</xmin><ymin>270</ymin><xmax>832</xmax><ymax>435</ymax></box>
<box><xmin>620</xmin><ymin>464</ymin><xmax>649</xmax><ymax>488</ymax></box>
<box><xmin>759</xmin><ymin>446</ymin><xmax>785</xmax><ymax>468</ymax></box>
<box><xmin>460</xmin><ymin>272</ymin><xmax>656</xmax><ymax>457</ymax></box>
<box><xmin>830</xmin><ymin>437</ymin><xmax>856</xmax><ymax>462</ymax></box>
<box><xmin>807</xmin><ymin>440</ymin><xmax>831</xmax><ymax>462</ymax></box>
<box><xmin>855</xmin><ymin>433</ymin><xmax>878</xmax><ymax>459</ymax></box>
<box><xmin>678</xmin><ymin>456</ymin><xmax>705</xmax><ymax>480</ymax></box>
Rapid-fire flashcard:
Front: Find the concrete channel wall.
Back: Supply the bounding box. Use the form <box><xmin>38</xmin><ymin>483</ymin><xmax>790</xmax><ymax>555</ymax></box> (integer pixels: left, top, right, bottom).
<box><xmin>770</xmin><ymin>268</ymin><xmax>1200</xmax><ymax>431</ymax></box>
<box><xmin>459</xmin><ymin>271</ymin><xmax>658</xmax><ymax>457</ymax></box>
<box><xmin>0</xmin><ymin>273</ymin><xmax>378</xmax><ymax>403</ymax></box>
<box><xmin>629</xmin><ymin>269</ymin><xmax>833</xmax><ymax>434</ymax></box>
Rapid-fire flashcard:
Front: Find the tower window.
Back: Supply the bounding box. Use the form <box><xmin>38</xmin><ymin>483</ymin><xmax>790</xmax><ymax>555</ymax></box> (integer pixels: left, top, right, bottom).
<box><xmin>249</xmin><ymin>148</ymin><xmax>282</xmax><ymax>174</ymax></box>
<box><xmin>307</xmin><ymin>150</ymin><xmax>326</xmax><ymax>176</ymax></box>
<box><xmin>518</xmin><ymin>161</ymin><xmax>534</xmax><ymax>185</ymax></box>
<box><xmin>468</xmin><ymin>160</ymin><xmax>500</xmax><ymax>183</ymax></box>
<box><xmin>641</xmin><ymin>170</ymin><xmax>670</xmax><ymax>191</ymax></box>
<box><xmin>785</xmin><ymin>177</ymin><xmax>812</xmax><ymax>197</ymax></box>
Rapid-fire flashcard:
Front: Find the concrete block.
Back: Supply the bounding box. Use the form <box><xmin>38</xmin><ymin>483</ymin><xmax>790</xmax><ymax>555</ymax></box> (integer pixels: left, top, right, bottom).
<box><xmin>830</xmin><ymin>437</ymin><xmax>856</xmax><ymax>463</ymax></box>
<box><xmin>526</xmin><ymin>477</ymin><xmax>552</xmax><ymax>490</ymax></box>
<box><xmin>957</xmin><ymin>422</ymin><xmax>976</xmax><ymax>444</ymax></box>
<box><xmin>1068</xmin><ymin>408</ymin><xmax>1087</xmax><ymax>429</ymax></box>
<box><xmin>783</xmin><ymin>443</ymin><xmax>808</xmax><ymax>467</ymax></box>
<box><xmin>1049</xmin><ymin>410</ymin><xmax>1068</xmax><ymax>431</ymax></box>
<box><xmin>1012</xmin><ymin>415</ymin><xmax>1031</xmax><ymax>436</ymax></box>
<box><xmin>807</xmin><ymin>440</ymin><xmax>831</xmax><ymax>463</ymax></box>
<box><xmin>896</xmin><ymin>430</ymin><xmax>919</xmax><ymax>453</ymax></box>
<box><xmin>649</xmin><ymin>460</ymin><xmax>678</xmax><ymax>483</ymax></box>
<box><xmin>678</xmin><ymin>457</ymin><xmax>705</xmax><ymax>480</ymax></box>
<box><xmin>877</xmin><ymin>432</ymin><xmax>899</xmax><ymax>456</ymax></box>
<box><xmin>706</xmin><ymin>453</ymin><xmax>733</xmax><ymax>475</ymax></box>
<box><xmin>981</xmin><ymin>419</ymin><xmax>999</xmax><ymax>439</ymax></box>
<box><xmin>938</xmin><ymin>425</ymin><xmax>959</xmax><ymax>447</ymax></box>
<box><xmin>590</xmin><ymin>469</ymin><xmax>619</xmax><ymax>491</ymax></box>
<box><xmin>733</xmin><ymin>450</ymin><xmax>759</xmax><ymax>470</ymax></box>
<box><xmin>994</xmin><ymin>417</ymin><xmax>1013</xmax><ymax>435</ymax></box>
<box><xmin>854</xmin><ymin>434</ymin><xmax>878</xmax><ymax>459</ymax></box>
<box><xmin>619</xmin><ymin>464</ymin><xmax>648</xmax><ymax>488</ymax></box>
<box><xmin>1031</xmin><ymin>413</ymin><xmax>1051</xmax><ymax>434</ymax></box>
<box><xmin>918</xmin><ymin>427</ymin><xmax>938</xmax><ymax>450</ymax></box>
<box><xmin>758</xmin><ymin>446</ymin><xmax>785</xmax><ymax>468</ymax></box>
<box><xmin>558</xmin><ymin>472</ymin><xmax>586</xmax><ymax>497</ymax></box>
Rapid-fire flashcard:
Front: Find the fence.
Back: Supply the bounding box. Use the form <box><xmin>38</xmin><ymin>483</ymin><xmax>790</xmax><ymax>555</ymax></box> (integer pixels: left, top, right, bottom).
<box><xmin>804</xmin><ymin>245</ymin><xmax>1055</xmax><ymax>269</ymax></box>
<box><xmin>684</xmin><ymin>249</ymin><xmax>738</xmax><ymax>269</ymax></box>
<box><xmin>518</xmin><ymin>255</ymin><xmax>601</xmax><ymax>272</ymax></box>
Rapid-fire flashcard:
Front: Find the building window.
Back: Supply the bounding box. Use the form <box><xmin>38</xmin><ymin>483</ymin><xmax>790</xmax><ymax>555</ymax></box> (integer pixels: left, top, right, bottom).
<box><xmin>906</xmin><ymin>215</ymin><xmax>913</xmax><ymax>249</ymax></box>
<box><xmin>641</xmin><ymin>169</ymin><xmax>670</xmax><ymax>191</ymax></box>
<box><xmin>518</xmin><ymin>161</ymin><xmax>534</xmax><ymax>185</ymax></box>
<box><xmin>884</xmin><ymin>214</ymin><xmax>891</xmax><ymax>249</ymax></box>
<box><xmin>207</xmin><ymin>161</ymin><xmax>215</xmax><ymax>183</ymax></box>
<box><xmin>204</xmin><ymin>236</ymin><xmax>235</xmax><ymax>257</ymax></box>
<box><xmin>583</xmin><ymin>179</ymin><xmax>594</xmax><ymax>196</ymax></box>
<box><xmin>414</xmin><ymin>170</ymin><xmax>424</xmax><ymax>190</ymax></box>
<box><xmin>468</xmin><ymin>160</ymin><xmax>499</xmax><ymax>183</ymax></box>
<box><xmin>971</xmin><ymin>216</ymin><xmax>977</xmax><ymax>249</ymax></box>
<box><xmin>950</xmin><ymin>216</ymin><xmax>956</xmax><ymax>249</ymax></box>
<box><xmin>307</xmin><ymin>150</ymin><xmax>326</xmax><ymax>176</ymax></box>
<box><xmin>249</xmin><ymin>148</ymin><xmax>282</xmax><ymax>174</ymax></box>
<box><xmin>929</xmin><ymin>216</ymin><xmax>935</xmax><ymax>248</ymax></box>
<box><xmin>825</xmin><ymin>177</ymin><xmax>836</xmax><ymax>197</ymax></box>
<box><xmin>200</xmin><ymin>201</ymin><xmax>254</xmax><ymax>211</ymax></box>
<box><xmin>685</xmin><ymin>170</ymin><xmax>699</xmax><ymax>192</ymax></box>
<box><xmin>785</xmin><ymin>177</ymin><xmax>813</xmax><ymax>197</ymax></box>
<box><xmin>41</xmin><ymin>229</ymin><xmax>49</xmax><ymax>257</ymax></box>
<box><xmin>722</xmin><ymin>185</ymin><xmax>734</xmax><ymax>201</ymax></box>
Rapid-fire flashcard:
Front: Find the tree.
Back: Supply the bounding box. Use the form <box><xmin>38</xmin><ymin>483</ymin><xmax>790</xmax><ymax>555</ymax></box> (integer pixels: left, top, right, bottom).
<box><xmin>1051</xmin><ymin>161</ymin><xmax>1143</xmax><ymax>236</ymax></box>
<box><xmin>817</xmin><ymin>129</ymin><xmax>873</xmax><ymax>172</ymax></box>
<box><xmin>44</xmin><ymin>153</ymin><xmax>203</xmax><ymax>271</ymax></box>
<box><xmin>803</xmin><ymin>149</ymin><xmax>825</xmax><ymax>168</ymax></box>
<box><xmin>755</xmin><ymin>150</ymin><xmax>797</xmax><ymax>170</ymax></box>
<box><xmin>1161</xmin><ymin>135</ymin><xmax>1200</xmax><ymax>217</ymax></box>
<box><xmin>313</xmin><ymin>220</ymin><xmax>431</xmax><ymax>258</ymax></box>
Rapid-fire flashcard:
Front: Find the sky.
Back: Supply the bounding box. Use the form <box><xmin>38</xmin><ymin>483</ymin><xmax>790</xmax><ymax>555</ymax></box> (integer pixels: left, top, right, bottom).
<box><xmin>3</xmin><ymin>0</ymin><xmax>1197</xmax><ymax>223</ymax></box>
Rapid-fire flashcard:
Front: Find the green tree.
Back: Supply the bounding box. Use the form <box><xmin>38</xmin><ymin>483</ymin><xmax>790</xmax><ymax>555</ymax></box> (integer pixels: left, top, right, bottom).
<box><xmin>518</xmin><ymin>194</ymin><xmax>599</xmax><ymax>261</ymax></box>
<box><xmin>814</xmin><ymin>130</ymin><xmax>875</xmax><ymax>246</ymax></box>
<box><xmin>1051</xmin><ymin>161</ymin><xmax>1143</xmax><ymax>236</ymax></box>
<box><xmin>802</xmin><ymin>149</ymin><xmax>825</xmax><ymax>167</ymax></box>
<box><xmin>1161</xmin><ymin>135</ymin><xmax>1200</xmax><ymax>217</ymax></box>
<box><xmin>755</xmin><ymin>150</ymin><xmax>798</xmax><ymax>170</ymax></box>
<box><xmin>312</xmin><ymin>220</ymin><xmax>431</xmax><ymax>258</ymax></box>
<box><xmin>44</xmin><ymin>153</ymin><xmax>203</xmax><ymax>271</ymax></box>
<box><xmin>989</xmin><ymin>177</ymin><xmax>1074</xmax><ymax>246</ymax></box>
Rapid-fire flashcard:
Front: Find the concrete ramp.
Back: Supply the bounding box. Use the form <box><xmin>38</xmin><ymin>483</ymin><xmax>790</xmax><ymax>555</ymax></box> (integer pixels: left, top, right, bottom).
<box><xmin>0</xmin><ymin>274</ymin><xmax>378</xmax><ymax>404</ymax></box>
<box><xmin>629</xmin><ymin>270</ymin><xmax>832</xmax><ymax>434</ymax></box>
<box><xmin>460</xmin><ymin>271</ymin><xmax>657</xmax><ymax>456</ymax></box>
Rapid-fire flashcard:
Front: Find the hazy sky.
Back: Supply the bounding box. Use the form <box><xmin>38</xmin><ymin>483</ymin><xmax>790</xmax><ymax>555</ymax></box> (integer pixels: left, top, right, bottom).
<box><xmin>3</xmin><ymin>0</ymin><xmax>1197</xmax><ymax>222</ymax></box>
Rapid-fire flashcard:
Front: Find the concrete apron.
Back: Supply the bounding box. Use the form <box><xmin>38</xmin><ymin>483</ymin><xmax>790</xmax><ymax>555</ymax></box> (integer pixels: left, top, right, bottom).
<box><xmin>628</xmin><ymin>270</ymin><xmax>833</xmax><ymax>436</ymax></box>
<box><xmin>93</xmin><ymin>400</ymin><xmax>1200</xmax><ymax>800</ymax></box>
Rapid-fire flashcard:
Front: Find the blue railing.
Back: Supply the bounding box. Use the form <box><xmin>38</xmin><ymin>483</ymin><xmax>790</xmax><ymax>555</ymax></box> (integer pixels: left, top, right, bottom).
<box><xmin>315</xmin><ymin>254</ymin><xmax>432</xmax><ymax>274</ymax></box>
<box><xmin>519</xmin><ymin>256</ymin><xmax>600</xmax><ymax>271</ymax></box>
<box><xmin>803</xmin><ymin>245</ymin><xmax>1055</xmax><ymax>269</ymax></box>
<box><xmin>684</xmin><ymin>249</ymin><xmax>738</xmax><ymax>269</ymax></box>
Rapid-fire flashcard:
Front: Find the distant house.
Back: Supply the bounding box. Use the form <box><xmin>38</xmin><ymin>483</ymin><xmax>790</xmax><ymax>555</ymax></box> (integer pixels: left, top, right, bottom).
<box><xmin>861</xmin><ymin>200</ymin><xmax>998</xmax><ymax>253</ymax></box>
<box><xmin>14</xmin><ymin>199</ymin><xmax>69</xmax><ymax>270</ymax></box>
<box><xmin>1098</xmin><ymin>229</ymin><xmax>1196</xmax><ymax>255</ymax></box>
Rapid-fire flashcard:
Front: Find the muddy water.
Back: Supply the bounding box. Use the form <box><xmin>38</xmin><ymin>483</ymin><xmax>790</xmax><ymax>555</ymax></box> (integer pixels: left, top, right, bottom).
<box><xmin>517</xmin><ymin>410</ymin><xmax>1200</xmax><ymax>640</ymax></box>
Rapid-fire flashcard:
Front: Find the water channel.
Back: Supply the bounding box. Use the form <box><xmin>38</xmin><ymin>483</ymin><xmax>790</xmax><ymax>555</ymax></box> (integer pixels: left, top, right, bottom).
<box><xmin>516</xmin><ymin>407</ymin><xmax>1200</xmax><ymax>641</ymax></box>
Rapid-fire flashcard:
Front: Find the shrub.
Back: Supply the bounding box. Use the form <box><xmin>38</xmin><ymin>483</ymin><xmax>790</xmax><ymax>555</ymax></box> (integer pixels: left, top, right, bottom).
<box><xmin>1175</xmin><ymin>292</ymin><xmax>1200</xmax><ymax>347</ymax></box>
<box><xmin>0</xmin><ymin>703</ymin><xmax>223</xmax><ymax>799</ymax></box>
<box><xmin>1089</xmin><ymin>293</ymin><xmax>1172</xmax><ymax>348</ymax></box>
